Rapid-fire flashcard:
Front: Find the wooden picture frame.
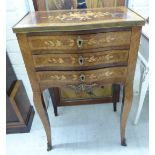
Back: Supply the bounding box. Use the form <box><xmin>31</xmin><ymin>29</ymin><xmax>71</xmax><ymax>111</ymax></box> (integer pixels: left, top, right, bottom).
<box><xmin>32</xmin><ymin>0</ymin><xmax>125</xmax><ymax>11</ymax></box>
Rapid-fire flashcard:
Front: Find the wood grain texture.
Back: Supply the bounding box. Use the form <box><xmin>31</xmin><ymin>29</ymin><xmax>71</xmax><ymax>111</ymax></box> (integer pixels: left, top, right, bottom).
<box><xmin>13</xmin><ymin>7</ymin><xmax>144</xmax><ymax>150</ymax></box>
<box><xmin>33</xmin><ymin>92</ymin><xmax>52</xmax><ymax>151</ymax></box>
<box><xmin>85</xmin><ymin>0</ymin><xmax>125</xmax><ymax>8</ymax></box>
<box><xmin>120</xmin><ymin>27</ymin><xmax>142</xmax><ymax>145</ymax></box>
<box><xmin>28</xmin><ymin>31</ymin><xmax>131</xmax><ymax>51</ymax></box>
<box><xmin>36</xmin><ymin>67</ymin><xmax>127</xmax><ymax>89</ymax></box>
<box><xmin>52</xmin><ymin>83</ymin><xmax>119</xmax><ymax>106</ymax></box>
<box><xmin>9</xmin><ymin>81</ymin><xmax>25</xmax><ymax>124</ymax></box>
<box><xmin>33</xmin><ymin>50</ymin><xmax>129</xmax><ymax>70</ymax></box>
<box><xmin>13</xmin><ymin>7</ymin><xmax>145</xmax><ymax>33</ymax></box>
<box><xmin>16</xmin><ymin>34</ymin><xmax>52</xmax><ymax>150</ymax></box>
<box><xmin>7</xmin><ymin>80</ymin><xmax>35</xmax><ymax>134</ymax></box>
<box><xmin>16</xmin><ymin>34</ymin><xmax>40</xmax><ymax>92</ymax></box>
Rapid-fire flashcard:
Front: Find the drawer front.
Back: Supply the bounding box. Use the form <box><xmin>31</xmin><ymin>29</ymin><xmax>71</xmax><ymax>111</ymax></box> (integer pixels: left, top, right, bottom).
<box><xmin>36</xmin><ymin>67</ymin><xmax>127</xmax><ymax>86</ymax></box>
<box><xmin>28</xmin><ymin>31</ymin><xmax>131</xmax><ymax>51</ymax></box>
<box><xmin>33</xmin><ymin>50</ymin><xmax>129</xmax><ymax>70</ymax></box>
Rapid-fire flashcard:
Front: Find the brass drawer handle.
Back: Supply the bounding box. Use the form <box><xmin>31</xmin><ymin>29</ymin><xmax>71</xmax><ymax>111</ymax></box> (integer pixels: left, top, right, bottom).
<box><xmin>79</xmin><ymin>74</ymin><xmax>85</xmax><ymax>82</ymax></box>
<box><xmin>77</xmin><ymin>36</ymin><xmax>84</xmax><ymax>48</ymax></box>
<box><xmin>78</xmin><ymin>56</ymin><xmax>84</xmax><ymax>65</ymax></box>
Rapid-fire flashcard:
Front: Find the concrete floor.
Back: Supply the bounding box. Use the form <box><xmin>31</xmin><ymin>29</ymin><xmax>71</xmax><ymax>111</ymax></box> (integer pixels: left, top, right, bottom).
<box><xmin>6</xmin><ymin>94</ymin><xmax>149</xmax><ymax>155</ymax></box>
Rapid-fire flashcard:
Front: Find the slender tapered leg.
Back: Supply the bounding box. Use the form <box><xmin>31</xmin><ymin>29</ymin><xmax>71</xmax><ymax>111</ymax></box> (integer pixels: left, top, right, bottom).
<box><xmin>120</xmin><ymin>84</ymin><xmax>133</xmax><ymax>146</ymax></box>
<box><xmin>33</xmin><ymin>92</ymin><xmax>52</xmax><ymax>151</ymax></box>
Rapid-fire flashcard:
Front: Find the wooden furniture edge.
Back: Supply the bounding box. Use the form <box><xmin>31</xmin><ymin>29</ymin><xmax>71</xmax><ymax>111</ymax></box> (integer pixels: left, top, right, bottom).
<box><xmin>7</xmin><ymin>80</ymin><xmax>35</xmax><ymax>134</ymax></box>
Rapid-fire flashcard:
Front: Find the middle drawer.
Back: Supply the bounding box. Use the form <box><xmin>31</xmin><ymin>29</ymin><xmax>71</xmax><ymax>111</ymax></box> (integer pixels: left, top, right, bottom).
<box><xmin>32</xmin><ymin>50</ymin><xmax>129</xmax><ymax>70</ymax></box>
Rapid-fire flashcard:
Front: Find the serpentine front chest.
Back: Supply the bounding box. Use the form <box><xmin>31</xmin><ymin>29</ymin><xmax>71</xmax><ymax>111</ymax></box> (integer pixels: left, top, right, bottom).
<box><xmin>13</xmin><ymin>7</ymin><xmax>145</xmax><ymax>151</ymax></box>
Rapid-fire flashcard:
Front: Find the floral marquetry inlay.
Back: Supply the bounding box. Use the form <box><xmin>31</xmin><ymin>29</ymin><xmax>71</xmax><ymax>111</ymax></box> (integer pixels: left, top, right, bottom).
<box><xmin>13</xmin><ymin>7</ymin><xmax>145</xmax><ymax>33</ymax></box>
<box><xmin>33</xmin><ymin>50</ymin><xmax>128</xmax><ymax>68</ymax></box>
<box><xmin>41</xmin><ymin>10</ymin><xmax>113</xmax><ymax>22</ymax></box>
<box><xmin>37</xmin><ymin>67</ymin><xmax>127</xmax><ymax>83</ymax></box>
<box><xmin>44</xmin><ymin>39</ymin><xmax>75</xmax><ymax>48</ymax></box>
<box><xmin>29</xmin><ymin>31</ymin><xmax>131</xmax><ymax>51</ymax></box>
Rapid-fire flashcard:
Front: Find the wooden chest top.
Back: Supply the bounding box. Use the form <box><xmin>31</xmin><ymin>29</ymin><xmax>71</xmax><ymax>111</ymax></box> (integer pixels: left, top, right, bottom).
<box><xmin>13</xmin><ymin>7</ymin><xmax>145</xmax><ymax>33</ymax></box>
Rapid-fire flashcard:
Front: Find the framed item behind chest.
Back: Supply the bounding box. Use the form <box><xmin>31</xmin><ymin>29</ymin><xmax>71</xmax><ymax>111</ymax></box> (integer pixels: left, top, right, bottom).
<box><xmin>32</xmin><ymin>0</ymin><xmax>122</xmax><ymax>111</ymax></box>
<box><xmin>32</xmin><ymin>0</ymin><xmax>125</xmax><ymax>10</ymax></box>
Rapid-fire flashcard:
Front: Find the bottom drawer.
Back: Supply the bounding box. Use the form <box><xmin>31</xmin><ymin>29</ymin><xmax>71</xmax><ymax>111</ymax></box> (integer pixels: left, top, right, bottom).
<box><xmin>61</xmin><ymin>84</ymin><xmax>113</xmax><ymax>100</ymax></box>
<box><xmin>36</xmin><ymin>67</ymin><xmax>127</xmax><ymax>87</ymax></box>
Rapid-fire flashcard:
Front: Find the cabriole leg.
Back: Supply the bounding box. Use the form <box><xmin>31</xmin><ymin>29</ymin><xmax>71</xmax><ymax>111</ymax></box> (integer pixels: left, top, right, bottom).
<box><xmin>120</xmin><ymin>83</ymin><xmax>133</xmax><ymax>146</ymax></box>
<box><xmin>33</xmin><ymin>92</ymin><xmax>52</xmax><ymax>151</ymax></box>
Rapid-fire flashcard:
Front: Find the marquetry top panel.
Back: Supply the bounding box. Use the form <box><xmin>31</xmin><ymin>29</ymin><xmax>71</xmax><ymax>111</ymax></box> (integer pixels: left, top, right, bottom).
<box><xmin>13</xmin><ymin>7</ymin><xmax>145</xmax><ymax>33</ymax></box>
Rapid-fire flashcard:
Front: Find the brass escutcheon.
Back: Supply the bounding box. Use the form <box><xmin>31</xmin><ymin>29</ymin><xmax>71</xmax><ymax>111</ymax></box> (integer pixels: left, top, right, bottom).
<box><xmin>78</xmin><ymin>56</ymin><xmax>84</xmax><ymax>65</ymax></box>
<box><xmin>79</xmin><ymin>74</ymin><xmax>86</xmax><ymax>82</ymax></box>
<box><xmin>77</xmin><ymin>36</ymin><xmax>84</xmax><ymax>48</ymax></box>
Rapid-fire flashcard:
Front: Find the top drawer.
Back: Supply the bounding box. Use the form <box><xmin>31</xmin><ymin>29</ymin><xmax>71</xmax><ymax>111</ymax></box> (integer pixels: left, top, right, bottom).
<box><xmin>28</xmin><ymin>31</ymin><xmax>131</xmax><ymax>51</ymax></box>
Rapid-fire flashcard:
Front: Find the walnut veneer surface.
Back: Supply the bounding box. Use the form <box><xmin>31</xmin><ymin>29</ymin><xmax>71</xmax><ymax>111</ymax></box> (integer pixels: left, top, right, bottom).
<box><xmin>13</xmin><ymin>7</ymin><xmax>145</xmax><ymax>151</ymax></box>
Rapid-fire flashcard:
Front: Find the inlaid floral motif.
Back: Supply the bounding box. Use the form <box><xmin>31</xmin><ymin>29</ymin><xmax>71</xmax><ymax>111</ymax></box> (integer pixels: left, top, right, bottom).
<box><xmin>48</xmin><ymin>58</ymin><xmax>64</xmax><ymax>64</ymax></box>
<box><xmin>87</xmin><ymin>36</ymin><xmax>115</xmax><ymax>46</ymax></box>
<box><xmin>70</xmin><ymin>57</ymin><xmax>76</xmax><ymax>64</ymax></box>
<box><xmin>50</xmin><ymin>75</ymin><xmax>66</xmax><ymax>80</ymax></box>
<box><xmin>41</xmin><ymin>10</ymin><xmax>112</xmax><ymax>22</ymax></box>
<box><xmin>34</xmin><ymin>52</ymin><xmax>127</xmax><ymax>67</ymax></box>
<box><xmin>38</xmin><ymin>69</ymin><xmax>127</xmax><ymax>82</ymax></box>
<box><xmin>72</xmin><ymin>75</ymin><xmax>78</xmax><ymax>81</ymax></box>
<box><xmin>44</xmin><ymin>39</ymin><xmax>75</xmax><ymax>48</ymax></box>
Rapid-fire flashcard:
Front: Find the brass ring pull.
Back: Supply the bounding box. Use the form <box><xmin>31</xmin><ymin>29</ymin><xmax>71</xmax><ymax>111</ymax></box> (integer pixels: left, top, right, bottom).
<box><xmin>79</xmin><ymin>74</ymin><xmax>86</xmax><ymax>82</ymax></box>
<box><xmin>78</xmin><ymin>56</ymin><xmax>84</xmax><ymax>65</ymax></box>
<box><xmin>77</xmin><ymin>36</ymin><xmax>84</xmax><ymax>48</ymax></box>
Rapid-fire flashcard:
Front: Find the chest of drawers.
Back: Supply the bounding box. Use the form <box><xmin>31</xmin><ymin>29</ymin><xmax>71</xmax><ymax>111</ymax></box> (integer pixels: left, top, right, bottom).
<box><xmin>13</xmin><ymin>7</ymin><xmax>145</xmax><ymax>151</ymax></box>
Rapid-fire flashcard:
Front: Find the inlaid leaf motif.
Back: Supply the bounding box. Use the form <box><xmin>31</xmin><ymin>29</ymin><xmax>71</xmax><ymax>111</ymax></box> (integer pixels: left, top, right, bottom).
<box><xmin>87</xmin><ymin>38</ymin><xmax>97</xmax><ymax>45</ymax></box>
<box><xmin>106</xmin><ymin>35</ymin><xmax>115</xmax><ymax>42</ymax></box>
<box><xmin>70</xmin><ymin>56</ymin><xmax>76</xmax><ymax>64</ymax></box>
<box><xmin>105</xmin><ymin>54</ymin><xmax>114</xmax><ymax>60</ymax></box>
<box><xmin>42</xmin><ymin>10</ymin><xmax>113</xmax><ymax>22</ymax></box>
<box><xmin>72</xmin><ymin>75</ymin><xmax>78</xmax><ymax>80</ymax></box>
<box><xmin>68</xmin><ymin>39</ymin><xmax>75</xmax><ymax>47</ymax></box>
<box><xmin>44</xmin><ymin>41</ymin><xmax>55</xmax><ymax>47</ymax></box>
<box><xmin>104</xmin><ymin>71</ymin><xmax>113</xmax><ymax>77</ymax></box>
<box><xmin>89</xmin><ymin>74</ymin><xmax>97</xmax><ymax>79</ymax></box>
<box><xmin>50</xmin><ymin>75</ymin><xmax>66</xmax><ymax>80</ymax></box>
<box><xmin>52</xmin><ymin>58</ymin><xmax>57</xmax><ymax>63</ymax></box>
<box><xmin>61</xmin><ymin>75</ymin><xmax>66</xmax><ymax>80</ymax></box>
<box><xmin>85</xmin><ymin>56</ymin><xmax>96</xmax><ymax>62</ymax></box>
<box><xmin>58</xmin><ymin>58</ymin><xmax>64</xmax><ymax>64</ymax></box>
<box><xmin>56</xmin><ymin>40</ymin><xmax>62</xmax><ymax>47</ymax></box>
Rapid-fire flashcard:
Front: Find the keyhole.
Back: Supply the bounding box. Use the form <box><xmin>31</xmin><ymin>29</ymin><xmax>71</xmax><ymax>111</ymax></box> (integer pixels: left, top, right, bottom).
<box><xmin>77</xmin><ymin>36</ymin><xmax>83</xmax><ymax>48</ymax></box>
<box><xmin>80</xmin><ymin>74</ymin><xmax>85</xmax><ymax>82</ymax></box>
<box><xmin>79</xmin><ymin>56</ymin><xmax>84</xmax><ymax>65</ymax></box>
